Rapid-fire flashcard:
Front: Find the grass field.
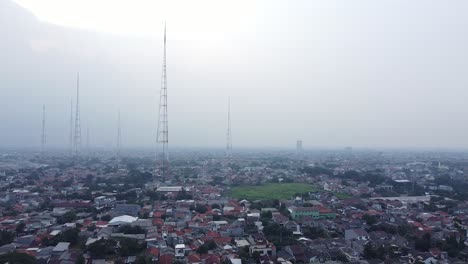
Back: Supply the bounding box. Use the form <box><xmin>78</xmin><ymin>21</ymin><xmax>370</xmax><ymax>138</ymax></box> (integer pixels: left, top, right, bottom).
<box><xmin>333</xmin><ymin>192</ymin><xmax>353</xmax><ymax>199</ymax></box>
<box><xmin>230</xmin><ymin>183</ymin><xmax>321</xmax><ymax>200</ymax></box>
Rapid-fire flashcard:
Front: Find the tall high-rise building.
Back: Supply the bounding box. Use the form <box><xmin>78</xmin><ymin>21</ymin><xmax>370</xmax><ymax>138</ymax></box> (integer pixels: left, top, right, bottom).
<box><xmin>296</xmin><ymin>140</ymin><xmax>303</xmax><ymax>153</ymax></box>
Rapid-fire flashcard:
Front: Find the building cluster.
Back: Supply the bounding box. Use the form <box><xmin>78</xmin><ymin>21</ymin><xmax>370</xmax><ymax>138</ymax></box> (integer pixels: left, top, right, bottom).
<box><xmin>0</xmin><ymin>150</ymin><xmax>467</xmax><ymax>263</ymax></box>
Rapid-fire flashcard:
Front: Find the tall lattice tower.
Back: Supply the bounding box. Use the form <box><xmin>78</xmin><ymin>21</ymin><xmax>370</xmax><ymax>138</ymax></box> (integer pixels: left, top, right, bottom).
<box><xmin>226</xmin><ymin>97</ymin><xmax>232</xmax><ymax>158</ymax></box>
<box><xmin>157</xmin><ymin>22</ymin><xmax>169</xmax><ymax>180</ymax></box>
<box><xmin>86</xmin><ymin>126</ymin><xmax>90</xmax><ymax>150</ymax></box>
<box><xmin>69</xmin><ymin>99</ymin><xmax>73</xmax><ymax>154</ymax></box>
<box><xmin>74</xmin><ymin>73</ymin><xmax>81</xmax><ymax>155</ymax></box>
<box><xmin>41</xmin><ymin>104</ymin><xmax>46</xmax><ymax>152</ymax></box>
<box><xmin>117</xmin><ymin>109</ymin><xmax>122</xmax><ymax>156</ymax></box>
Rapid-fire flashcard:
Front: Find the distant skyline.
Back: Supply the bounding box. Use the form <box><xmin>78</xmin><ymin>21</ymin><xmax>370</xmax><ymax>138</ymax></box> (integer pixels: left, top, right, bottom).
<box><xmin>2</xmin><ymin>1</ymin><xmax>468</xmax><ymax>150</ymax></box>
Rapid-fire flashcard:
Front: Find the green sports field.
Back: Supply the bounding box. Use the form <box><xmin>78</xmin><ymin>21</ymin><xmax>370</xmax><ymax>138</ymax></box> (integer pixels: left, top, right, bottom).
<box><xmin>230</xmin><ymin>183</ymin><xmax>320</xmax><ymax>200</ymax></box>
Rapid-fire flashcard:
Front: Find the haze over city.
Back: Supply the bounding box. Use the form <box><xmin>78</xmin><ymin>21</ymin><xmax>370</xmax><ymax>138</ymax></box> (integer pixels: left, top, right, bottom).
<box><xmin>5</xmin><ymin>1</ymin><xmax>468</xmax><ymax>264</ymax></box>
<box><xmin>2</xmin><ymin>0</ymin><xmax>468</xmax><ymax>149</ymax></box>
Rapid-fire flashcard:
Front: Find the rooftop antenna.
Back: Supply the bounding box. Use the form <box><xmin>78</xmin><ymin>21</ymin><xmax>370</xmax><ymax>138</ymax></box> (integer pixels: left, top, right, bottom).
<box><xmin>69</xmin><ymin>99</ymin><xmax>74</xmax><ymax>154</ymax></box>
<box><xmin>74</xmin><ymin>72</ymin><xmax>81</xmax><ymax>155</ymax></box>
<box><xmin>226</xmin><ymin>97</ymin><xmax>232</xmax><ymax>158</ymax></box>
<box><xmin>117</xmin><ymin>109</ymin><xmax>122</xmax><ymax>156</ymax></box>
<box><xmin>41</xmin><ymin>104</ymin><xmax>46</xmax><ymax>152</ymax></box>
<box><xmin>157</xmin><ymin>22</ymin><xmax>169</xmax><ymax>180</ymax></box>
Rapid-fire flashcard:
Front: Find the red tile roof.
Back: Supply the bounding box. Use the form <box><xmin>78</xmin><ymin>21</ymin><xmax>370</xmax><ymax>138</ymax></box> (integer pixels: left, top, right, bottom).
<box><xmin>160</xmin><ymin>254</ymin><xmax>174</xmax><ymax>264</ymax></box>
<box><xmin>213</xmin><ymin>237</ymin><xmax>232</xmax><ymax>245</ymax></box>
<box><xmin>95</xmin><ymin>221</ymin><xmax>108</xmax><ymax>227</ymax></box>
<box><xmin>206</xmin><ymin>231</ymin><xmax>221</xmax><ymax>238</ymax></box>
<box><xmin>147</xmin><ymin>247</ymin><xmax>160</xmax><ymax>257</ymax></box>
<box><xmin>203</xmin><ymin>254</ymin><xmax>221</xmax><ymax>264</ymax></box>
<box><xmin>188</xmin><ymin>254</ymin><xmax>201</xmax><ymax>263</ymax></box>
<box><xmin>154</xmin><ymin>212</ymin><xmax>165</xmax><ymax>218</ymax></box>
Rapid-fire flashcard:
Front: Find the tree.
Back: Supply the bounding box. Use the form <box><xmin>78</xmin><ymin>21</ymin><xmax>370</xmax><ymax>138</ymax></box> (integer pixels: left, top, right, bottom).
<box><xmin>415</xmin><ymin>233</ymin><xmax>431</xmax><ymax>252</ymax></box>
<box><xmin>15</xmin><ymin>222</ymin><xmax>25</xmax><ymax>233</ymax></box>
<box><xmin>364</xmin><ymin>243</ymin><xmax>376</xmax><ymax>259</ymax></box>
<box><xmin>238</xmin><ymin>246</ymin><xmax>250</xmax><ymax>263</ymax></box>
<box><xmin>176</xmin><ymin>188</ymin><xmax>193</xmax><ymax>200</ymax></box>
<box><xmin>397</xmin><ymin>224</ymin><xmax>412</xmax><ymax>237</ymax></box>
<box><xmin>263</xmin><ymin>223</ymin><xmax>295</xmax><ymax>247</ymax></box>
<box><xmin>47</xmin><ymin>228</ymin><xmax>80</xmax><ymax>246</ymax></box>
<box><xmin>85</xmin><ymin>174</ymin><xmax>94</xmax><ymax>183</ymax></box>
<box><xmin>117</xmin><ymin>225</ymin><xmax>145</xmax><ymax>234</ymax></box>
<box><xmin>207</xmin><ymin>240</ymin><xmax>217</xmax><ymax>250</ymax></box>
<box><xmin>343</xmin><ymin>170</ymin><xmax>360</xmax><ymax>179</ymax></box>
<box><xmin>117</xmin><ymin>238</ymin><xmax>146</xmax><ymax>256</ymax></box>
<box><xmin>197</xmin><ymin>244</ymin><xmax>209</xmax><ymax>254</ymax></box>
<box><xmin>88</xmin><ymin>239</ymin><xmax>117</xmax><ymax>258</ymax></box>
<box><xmin>260</xmin><ymin>211</ymin><xmax>272</xmax><ymax>220</ymax></box>
<box><xmin>116</xmin><ymin>190</ymin><xmax>138</xmax><ymax>201</ymax></box>
<box><xmin>363</xmin><ymin>243</ymin><xmax>386</xmax><ymax>260</ymax></box>
<box><xmin>0</xmin><ymin>230</ymin><xmax>14</xmax><ymax>246</ymax></box>
<box><xmin>301</xmin><ymin>166</ymin><xmax>332</xmax><ymax>177</ymax></box>
<box><xmin>101</xmin><ymin>214</ymin><xmax>112</xmax><ymax>221</ymax></box>
<box><xmin>136</xmin><ymin>256</ymin><xmax>152</xmax><ymax>264</ymax></box>
<box><xmin>190</xmin><ymin>204</ymin><xmax>208</xmax><ymax>214</ymax></box>
<box><xmin>146</xmin><ymin>190</ymin><xmax>161</xmax><ymax>201</ymax></box>
<box><xmin>362</xmin><ymin>214</ymin><xmax>377</xmax><ymax>226</ymax></box>
<box><xmin>197</xmin><ymin>240</ymin><xmax>217</xmax><ymax>254</ymax></box>
<box><xmin>244</xmin><ymin>222</ymin><xmax>258</xmax><ymax>234</ymax></box>
<box><xmin>303</xmin><ymin>226</ymin><xmax>327</xmax><ymax>239</ymax></box>
<box><xmin>376</xmin><ymin>245</ymin><xmax>386</xmax><ymax>259</ymax></box>
<box><xmin>0</xmin><ymin>252</ymin><xmax>36</xmax><ymax>264</ymax></box>
<box><xmin>212</xmin><ymin>176</ymin><xmax>224</xmax><ymax>184</ymax></box>
<box><xmin>75</xmin><ymin>255</ymin><xmax>86</xmax><ymax>264</ymax></box>
<box><xmin>58</xmin><ymin>211</ymin><xmax>76</xmax><ymax>224</ymax></box>
<box><xmin>260</xmin><ymin>211</ymin><xmax>272</xmax><ymax>226</ymax></box>
<box><xmin>39</xmin><ymin>198</ymin><xmax>53</xmax><ymax>211</ymax></box>
<box><xmin>140</xmin><ymin>211</ymin><xmax>149</xmax><ymax>219</ymax></box>
<box><xmin>252</xmin><ymin>251</ymin><xmax>261</xmax><ymax>262</ymax></box>
<box><xmin>441</xmin><ymin>236</ymin><xmax>466</xmax><ymax>257</ymax></box>
<box><xmin>87</xmin><ymin>224</ymin><xmax>96</xmax><ymax>232</ymax></box>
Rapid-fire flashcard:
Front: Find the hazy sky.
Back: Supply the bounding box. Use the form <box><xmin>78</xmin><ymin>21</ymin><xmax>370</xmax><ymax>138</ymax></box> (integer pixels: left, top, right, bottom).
<box><xmin>2</xmin><ymin>0</ymin><xmax>468</xmax><ymax>149</ymax></box>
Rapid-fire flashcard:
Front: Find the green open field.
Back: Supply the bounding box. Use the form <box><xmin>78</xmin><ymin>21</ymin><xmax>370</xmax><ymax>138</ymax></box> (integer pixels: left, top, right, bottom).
<box><xmin>230</xmin><ymin>183</ymin><xmax>321</xmax><ymax>200</ymax></box>
<box><xmin>333</xmin><ymin>192</ymin><xmax>353</xmax><ymax>199</ymax></box>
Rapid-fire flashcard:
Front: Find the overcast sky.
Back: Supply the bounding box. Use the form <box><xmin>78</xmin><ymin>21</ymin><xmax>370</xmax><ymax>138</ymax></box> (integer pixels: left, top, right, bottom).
<box><xmin>2</xmin><ymin>0</ymin><xmax>468</xmax><ymax>150</ymax></box>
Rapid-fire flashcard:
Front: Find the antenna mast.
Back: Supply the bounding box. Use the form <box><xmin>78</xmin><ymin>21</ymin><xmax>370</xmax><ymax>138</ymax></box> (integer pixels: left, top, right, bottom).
<box><xmin>69</xmin><ymin>99</ymin><xmax>73</xmax><ymax>154</ymax></box>
<box><xmin>86</xmin><ymin>126</ymin><xmax>90</xmax><ymax>151</ymax></box>
<box><xmin>226</xmin><ymin>97</ymin><xmax>232</xmax><ymax>158</ymax></box>
<box><xmin>74</xmin><ymin>73</ymin><xmax>81</xmax><ymax>155</ymax></box>
<box><xmin>41</xmin><ymin>104</ymin><xmax>46</xmax><ymax>152</ymax></box>
<box><xmin>157</xmin><ymin>22</ymin><xmax>169</xmax><ymax>180</ymax></box>
<box><xmin>117</xmin><ymin>109</ymin><xmax>122</xmax><ymax>156</ymax></box>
